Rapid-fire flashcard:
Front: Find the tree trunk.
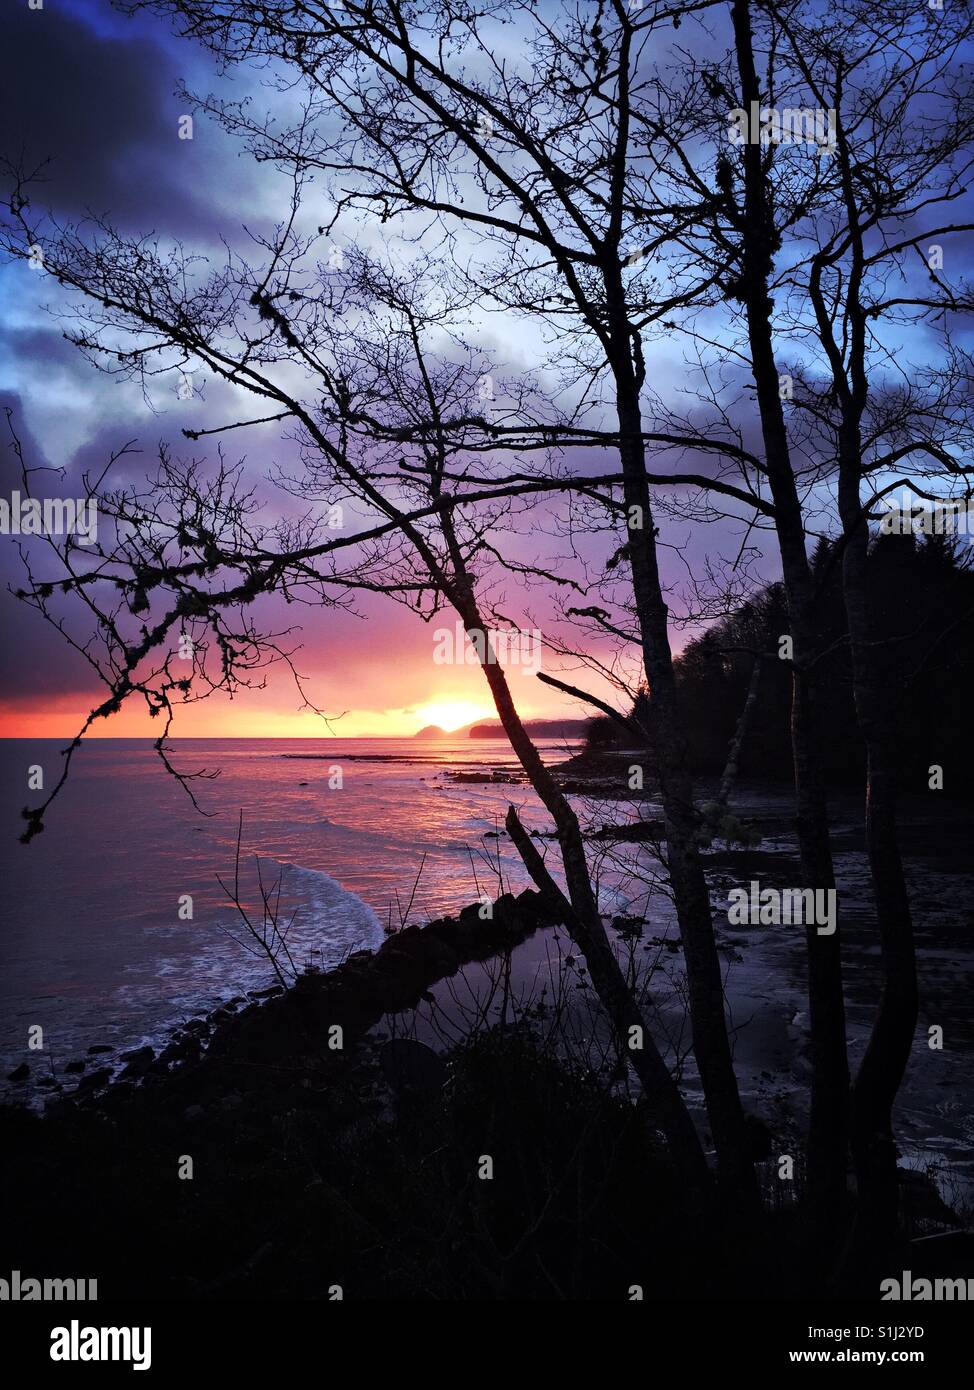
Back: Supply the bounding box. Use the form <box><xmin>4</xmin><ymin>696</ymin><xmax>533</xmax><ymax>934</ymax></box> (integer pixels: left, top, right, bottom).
<box><xmin>602</xmin><ymin>304</ymin><xmax>758</xmax><ymax>1203</ymax></box>
<box><xmin>837</xmin><ymin>432</ymin><xmax>919</xmax><ymax>1263</ymax></box>
<box><xmin>730</xmin><ymin>0</ymin><xmax>850</xmax><ymax>1233</ymax></box>
<box><xmin>718</xmin><ymin>657</ymin><xmax>761</xmax><ymax>808</ymax></box>
<box><xmin>505</xmin><ymin>803</ymin><xmax>711</xmax><ymax>1197</ymax></box>
<box><xmin>450</xmin><ymin>585</ymin><xmax>713</xmax><ymax>1195</ymax></box>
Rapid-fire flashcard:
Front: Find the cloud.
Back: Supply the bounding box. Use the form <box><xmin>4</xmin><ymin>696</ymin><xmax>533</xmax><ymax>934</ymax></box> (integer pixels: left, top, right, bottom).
<box><xmin>5</xmin><ymin>0</ymin><xmax>257</xmax><ymax>239</ymax></box>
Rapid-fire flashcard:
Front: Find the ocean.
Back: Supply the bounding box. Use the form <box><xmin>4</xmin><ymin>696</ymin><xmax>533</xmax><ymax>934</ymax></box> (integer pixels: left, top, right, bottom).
<box><xmin>3</xmin><ymin>736</ymin><xmax>973</xmax><ymax>1203</ymax></box>
<box><xmin>0</xmin><ymin>735</ymin><xmax>585</xmax><ymax>1073</ymax></box>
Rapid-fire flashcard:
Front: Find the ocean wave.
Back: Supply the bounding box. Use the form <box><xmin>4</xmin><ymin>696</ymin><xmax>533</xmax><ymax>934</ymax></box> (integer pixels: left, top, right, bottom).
<box><xmin>276</xmin><ymin>860</ymin><xmax>386</xmax><ymax>964</ymax></box>
<box><xmin>21</xmin><ymin>861</ymin><xmax>388</xmax><ymax>1088</ymax></box>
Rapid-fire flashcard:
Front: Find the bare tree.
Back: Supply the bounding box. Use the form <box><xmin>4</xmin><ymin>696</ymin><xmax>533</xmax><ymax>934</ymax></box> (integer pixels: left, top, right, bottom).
<box><xmin>604</xmin><ymin>0</ymin><xmax>974</xmax><ymax>1251</ymax></box>
<box><xmin>76</xmin><ymin>0</ymin><xmax>763</xmax><ymax>1199</ymax></box>
<box><xmin>2</xmin><ymin>0</ymin><xmax>776</xmax><ymax>1198</ymax></box>
<box><xmin>761</xmin><ymin>0</ymin><xmax>974</xmax><ymax>1258</ymax></box>
<box><xmin>0</xmin><ymin>200</ymin><xmax>721</xmax><ymax>1188</ymax></box>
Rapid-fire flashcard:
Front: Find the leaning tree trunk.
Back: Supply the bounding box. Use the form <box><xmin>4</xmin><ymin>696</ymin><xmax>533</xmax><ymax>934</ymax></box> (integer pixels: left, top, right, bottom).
<box><xmin>448</xmin><ymin>581</ymin><xmax>712</xmax><ymax>1196</ymax></box>
<box><xmin>717</xmin><ymin>657</ymin><xmax>761</xmax><ymax>809</ymax></box>
<box><xmin>401</xmin><ymin>320</ymin><xmax>713</xmax><ymax>1197</ymax></box>
<box><xmin>504</xmin><ymin>803</ymin><xmax>712</xmax><ymax>1195</ymax></box>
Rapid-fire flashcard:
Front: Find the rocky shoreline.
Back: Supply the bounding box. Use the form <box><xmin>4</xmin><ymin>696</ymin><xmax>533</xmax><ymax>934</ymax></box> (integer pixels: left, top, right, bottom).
<box><xmin>4</xmin><ymin>886</ymin><xmax>565</xmax><ymax>1114</ymax></box>
<box><xmin>0</xmin><ymin>745</ymin><xmax>657</xmax><ymax>1108</ymax></box>
<box><xmin>3</xmin><ymin>770</ymin><xmax>971</xmax><ymax>1298</ymax></box>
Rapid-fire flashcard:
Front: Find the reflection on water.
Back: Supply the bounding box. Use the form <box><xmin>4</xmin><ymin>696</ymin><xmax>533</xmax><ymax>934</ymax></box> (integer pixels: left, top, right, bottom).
<box><xmin>0</xmin><ymin>736</ymin><xmax>581</xmax><ymax>1067</ymax></box>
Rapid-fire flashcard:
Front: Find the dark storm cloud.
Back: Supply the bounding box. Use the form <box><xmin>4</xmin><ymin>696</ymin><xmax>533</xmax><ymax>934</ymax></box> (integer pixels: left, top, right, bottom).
<box><xmin>0</xmin><ymin>321</ymin><xmax>85</xmax><ymax>375</ymax></box>
<box><xmin>0</xmin><ymin>396</ymin><xmax>198</xmax><ymax>707</ymax></box>
<box><xmin>0</xmin><ymin>395</ymin><xmax>99</xmax><ymax>703</ymax></box>
<box><xmin>0</xmin><ymin>384</ymin><xmax>329</xmax><ymax>707</ymax></box>
<box><xmin>4</xmin><ymin>0</ymin><xmax>254</xmax><ymax>239</ymax></box>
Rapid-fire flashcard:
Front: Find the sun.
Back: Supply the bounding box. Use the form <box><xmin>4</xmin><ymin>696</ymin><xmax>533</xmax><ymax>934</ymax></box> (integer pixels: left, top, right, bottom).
<box><xmin>412</xmin><ymin>700</ymin><xmax>493</xmax><ymax>733</ymax></box>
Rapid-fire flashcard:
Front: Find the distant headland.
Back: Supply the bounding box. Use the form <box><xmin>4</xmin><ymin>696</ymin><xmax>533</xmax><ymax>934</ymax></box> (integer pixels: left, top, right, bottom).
<box><xmin>414</xmin><ymin>720</ymin><xmax>589</xmax><ymax>739</ymax></box>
